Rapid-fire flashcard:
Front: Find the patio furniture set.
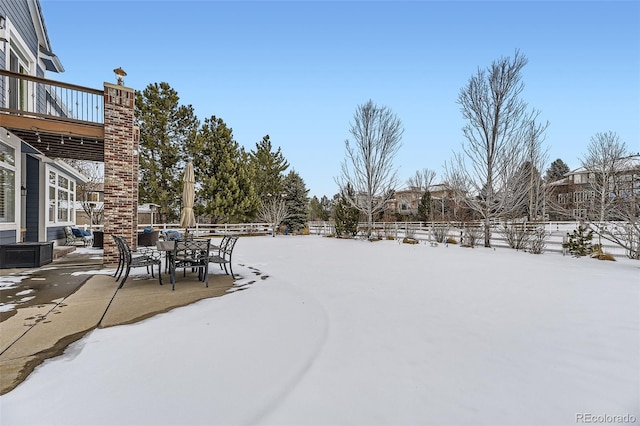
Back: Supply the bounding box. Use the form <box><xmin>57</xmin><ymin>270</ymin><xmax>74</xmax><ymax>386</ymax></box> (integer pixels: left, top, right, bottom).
<box><xmin>112</xmin><ymin>233</ymin><xmax>239</xmax><ymax>290</ymax></box>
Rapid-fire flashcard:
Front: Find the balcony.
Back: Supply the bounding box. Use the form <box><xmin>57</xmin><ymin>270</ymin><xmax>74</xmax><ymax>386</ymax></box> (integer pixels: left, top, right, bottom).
<box><xmin>0</xmin><ymin>69</ymin><xmax>105</xmax><ymax>162</ymax></box>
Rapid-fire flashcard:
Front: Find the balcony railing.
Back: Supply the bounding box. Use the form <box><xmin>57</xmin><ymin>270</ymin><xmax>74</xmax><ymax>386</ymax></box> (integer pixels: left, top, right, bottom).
<box><xmin>0</xmin><ymin>69</ymin><xmax>103</xmax><ymax>124</ymax></box>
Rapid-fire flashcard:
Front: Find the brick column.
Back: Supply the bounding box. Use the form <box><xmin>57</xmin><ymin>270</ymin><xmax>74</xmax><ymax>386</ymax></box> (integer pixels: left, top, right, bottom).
<box><xmin>102</xmin><ymin>82</ymin><xmax>138</xmax><ymax>265</ymax></box>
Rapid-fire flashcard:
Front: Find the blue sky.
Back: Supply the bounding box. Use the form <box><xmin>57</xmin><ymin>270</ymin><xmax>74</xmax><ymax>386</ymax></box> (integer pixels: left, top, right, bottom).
<box><xmin>40</xmin><ymin>0</ymin><xmax>639</xmax><ymax>198</ymax></box>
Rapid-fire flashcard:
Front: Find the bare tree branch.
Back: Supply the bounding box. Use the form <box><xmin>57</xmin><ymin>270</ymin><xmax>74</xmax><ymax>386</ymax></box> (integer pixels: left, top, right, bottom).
<box><xmin>449</xmin><ymin>50</ymin><xmax>546</xmax><ymax>246</ymax></box>
<box><xmin>258</xmin><ymin>198</ymin><xmax>290</xmax><ymax>237</ymax></box>
<box><xmin>335</xmin><ymin>100</ymin><xmax>403</xmax><ymax>236</ymax></box>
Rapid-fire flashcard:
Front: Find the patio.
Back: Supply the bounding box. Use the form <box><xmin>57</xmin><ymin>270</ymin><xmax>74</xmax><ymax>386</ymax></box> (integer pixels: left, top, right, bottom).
<box><xmin>0</xmin><ymin>247</ymin><xmax>235</xmax><ymax>395</ymax></box>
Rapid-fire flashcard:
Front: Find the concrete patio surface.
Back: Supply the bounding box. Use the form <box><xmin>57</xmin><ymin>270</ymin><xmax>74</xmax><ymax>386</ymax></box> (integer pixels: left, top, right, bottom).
<box><xmin>0</xmin><ymin>248</ymin><xmax>234</xmax><ymax>395</ymax></box>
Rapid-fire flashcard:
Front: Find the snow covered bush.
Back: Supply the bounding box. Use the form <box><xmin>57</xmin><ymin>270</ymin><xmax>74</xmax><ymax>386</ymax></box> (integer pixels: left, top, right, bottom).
<box><xmin>567</xmin><ymin>224</ymin><xmax>594</xmax><ymax>257</ymax></box>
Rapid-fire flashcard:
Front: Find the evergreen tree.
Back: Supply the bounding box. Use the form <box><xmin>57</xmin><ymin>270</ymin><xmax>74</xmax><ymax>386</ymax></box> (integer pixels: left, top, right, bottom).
<box><xmin>319</xmin><ymin>195</ymin><xmax>332</xmax><ymax>221</ymax></box>
<box><xmin>135</xmin><ymin>82</ymin><xmax>199</xmax><ymax>222</ymax></box>
<box><xmin>567</xmin><ymin>224</ymin><xmax>594</xmax><ymax>257</ymax></box>
<box><xmin>545</xmin><ymin>158</ymin><xmax>570</xmax><ymax>182</ymax></box>
<box><xmin>417</xmin><ymin>190</ymin><xmax>432</xmax><ymax>222</ymax></box>
<box><xmin>249</xmin><ymin>135</ymin><xmax>290</xmax><ymax>203</ymax></box>
<box><xmin>334</xmin><ymin>185</ymin><xmax>360</xmax><ymax>237</ymax></box>
<box><xmin>190</xmin><ymin>116</ymin><xmax>258</xmax><ymax>223</ymax></box>
<box><xmin>282</xmin><ymin>170</ymin><xmax>309</xmax><ymax>232</ymax></box>
<box><xmin>309</xmin><ymin>195</ymin><xmax>333</xmax><ymax>221</ymax></box>
<box><xmin>309</xmin><ymin>196</ymin><xmax>323</xmax><ymax>221</ymax></box>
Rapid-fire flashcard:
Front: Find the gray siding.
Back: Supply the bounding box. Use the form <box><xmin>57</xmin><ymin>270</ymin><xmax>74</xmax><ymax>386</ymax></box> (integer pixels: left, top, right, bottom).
<box><xmin>0</xmin><ymin>229</ymin><xmax>17</xmax><ymax>245</ymax></box>
<box><xmin>0</xmin><ymin>0</ymin><xmax>39</xmax><ymax>59</ymax></box>
<box><xmin>46</xmin><ymin>225</ymin><xmax>65</xmax><ymax>242</ymax></box>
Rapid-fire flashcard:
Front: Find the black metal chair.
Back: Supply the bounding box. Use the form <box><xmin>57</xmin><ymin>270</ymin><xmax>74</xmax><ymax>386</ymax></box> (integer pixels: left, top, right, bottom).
<box><xmin>209</xmin><ymin>235</ymin><xmax>238</xmax><ymax>277</ymax></box>
<box><xmin>169</xmin><ymin>239</ymin><xmax>211</xmax><ymax>291</ymax></box>
<box><xmin>113</xmin><ymin>235</ymin><xmax>162</xmax><ymax>289</ymax></box>
<box><xmin>112</xmin><ymin>234</ymin><xmax>125</xmax><ymax>280</ymax></box>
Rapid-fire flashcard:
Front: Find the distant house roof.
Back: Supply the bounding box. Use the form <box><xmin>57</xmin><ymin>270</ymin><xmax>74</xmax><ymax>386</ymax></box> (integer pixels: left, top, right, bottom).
<box><xmin>566</xmin><ymin>154</ymin><xmax>640</xmax><ymax>176</ymax></box>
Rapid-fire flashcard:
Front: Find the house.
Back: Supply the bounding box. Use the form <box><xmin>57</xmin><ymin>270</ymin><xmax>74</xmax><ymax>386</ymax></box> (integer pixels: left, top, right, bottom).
<box><xmin>0</xmin><ymin>0</ymin><xmax>89</xmax><ymax>244</ymax></box>
<box><xmin>548</xmin><ymin>154</ymin><xmax>640</xmax><ymax>221</ymax></box>
<box><xmin>0</xmin><ymin>0</ymin><xmax>139</xmax><ymax>265</ymax></box>
<box><xmin>394</xmin><ymin>186</ymin><xmax>422</xmax><ymax>216</ymax></box>
<box><xmin>387</xmin><ymin>183</ymin><xmax>461</xmax><ymax>221</ymax></box>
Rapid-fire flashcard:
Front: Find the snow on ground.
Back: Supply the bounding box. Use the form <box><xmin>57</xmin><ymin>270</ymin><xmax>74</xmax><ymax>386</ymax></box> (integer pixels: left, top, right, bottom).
<box><xmin>0</xmin><ymin>275</ymin><xmax>26</xmax><ymax>290</ymax></box>
<box><xmin>1</xmin><ymin>235</ymin><xmax>638</xmax><ymax>426</ymax></box>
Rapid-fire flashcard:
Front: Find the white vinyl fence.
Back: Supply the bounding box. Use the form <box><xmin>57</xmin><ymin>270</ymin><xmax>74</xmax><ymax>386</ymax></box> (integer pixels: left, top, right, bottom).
<box><xmin>78</xmin><ymin>221</ymin><xmax>634</xmax><ymax>258</ymax></box>
<box><xmin>308</xmin><ymin>221</ymin><xmax>634</xmax><ymax>258</ymax></box>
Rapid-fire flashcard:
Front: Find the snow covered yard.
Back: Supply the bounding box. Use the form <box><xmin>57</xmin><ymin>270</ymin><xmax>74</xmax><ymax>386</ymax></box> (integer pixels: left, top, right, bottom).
<box><xmin>1</xmin><ymin>235</ymin><xmax>638</xmax><ymax>425</ymax></box>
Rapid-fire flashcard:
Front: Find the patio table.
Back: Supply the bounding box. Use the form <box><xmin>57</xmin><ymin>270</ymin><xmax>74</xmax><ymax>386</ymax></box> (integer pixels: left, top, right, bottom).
<box><xmin>156</xmin><ymin>240</ymin><xmax>175</xmax><ymax>273</ymax></box>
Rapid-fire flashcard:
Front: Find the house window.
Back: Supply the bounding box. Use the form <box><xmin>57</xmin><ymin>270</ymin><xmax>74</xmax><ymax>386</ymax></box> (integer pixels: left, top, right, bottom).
<box><xmin>557</xmin><ymin>193</ymin><xmax>569</xmax><ymax>205</ymax></box>
<box><xmin>47</xmin><ymin>168</ymin><xmax>75</xmax><ymax>224</ymax></box>
<box><xmin>0</xmin><ymin>142</ymin><xmax>16</xmax><ymax>223</ymax></box>
<box><xmin>3</xmin><ymin>16</ymin><xmax>36</xmax><ymax>113</ymax></box>
<box><xmin>573</xmin><ymin>209</ymin><xmax>587</xmax><ymax>219</ymax></box>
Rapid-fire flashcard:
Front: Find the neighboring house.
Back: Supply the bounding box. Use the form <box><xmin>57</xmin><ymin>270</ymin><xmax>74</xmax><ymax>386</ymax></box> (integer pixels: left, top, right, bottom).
<box><xmin>387</xmin><ymin>183</ymin><xmax>459</xmax><ymax>221</ymax></box>
<box><xmin>138</xmin><ymin>203</ymin><xmax>161</xmax><ymax>227</ymax></box>
<box><xmin>548</xmin><ymin>154</ymin><xmax>640</xmax><ymax>221</ymax></box>
<box><xmin>394</xmin><ymin>187</ymin><xmax>422</xmax><ymax>216</ymax></box>
<box><xmin>0</xmin><ymin>0</ymin><xmax>89</xmax><ymax>245</ymax></box>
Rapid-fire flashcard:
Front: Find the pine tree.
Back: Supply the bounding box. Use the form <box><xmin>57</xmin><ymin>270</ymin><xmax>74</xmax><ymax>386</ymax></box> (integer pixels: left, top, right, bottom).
<box><xmin>309</xmin><ymin>195</ymin><xmax>333</xmax><ymax>221</ymax></box>
<box><xmin>190</xmin><ymin>116</ymin><xmax>258</xmax><ymax>223</ymax></box>
<box><xmin>282</xmin><ymin>170</ymin><xmax>309</xmax><ymax>232</ymax></box>
<box><xmin>334</xmin><ymin>185</ymin><xmax>360</xmax><ymax>237</ymax></box>
<box><xmin>417</xmin><ymin>190</ymin><xmax>432</xmax><ymax>222</ymax></box>
<box><xmin>567</xmin><ymin>224</ymin><xmax>594</xmax><ymax>257</ymax></box>
<box><xmin>319</xmin><ymin>196</ymin><xmax>332</xmax><ymax>221</ymax></box>
<box><xmin>545</xmin><ymin>158</ymin><xmax>570</xmax><ymax>182</ymax></box>
<box><xmin>135</xmin><ymin>82</ymin><xmax>199</xmax><ymax>223</ymax></box>
<box><xmin>249</xmin><ymin>135</ymin><xmax>290</xmax><ymax>203</ymax></box>
<box><xmin>309</xmin><ymin>196</ymin><xmax>323</xmax><ymax>221</ymax></box>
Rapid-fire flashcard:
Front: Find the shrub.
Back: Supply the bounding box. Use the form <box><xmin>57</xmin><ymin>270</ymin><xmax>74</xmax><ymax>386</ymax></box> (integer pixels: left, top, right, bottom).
<box><xmin>463</xmin><ymin>226</ymin><xmax>483</xmax><ymax>248</ymax></box>
<box><xmin>500</xmin><ymin>222</ymin><xmax>531</xmax><ymax>250</ymax></box>
<box><xmin>567</xmin><ymin>224</ymin><xmax>593</xmax><ymax>257</ymax></box>
<box><xmin>386</xmin><ymin>235</ymin><xmax>395</xmax><ymax>241</ymax></box>
<box><xmin>403</xmin><ymin>237</ymin><xmax>419</xmax><ymax>245</ymax></box>
<box><xmin>446</xmin><ymin>237</ymin><xmax>457</xmax><ymax>245</ymax></box>
<box><xmin>432</xmin><ymin>225</ymin><xmax>449</xmax><ymax>243</ymax></box>
<box><xmin>404</xmin><ymin>222</ymin><xmax>418</xmax><ymax>239</ymax></box>
<box><xmin>528</xmin><ymin>227</ymin><xmax>548</xmax><ymax>254</ymax></box>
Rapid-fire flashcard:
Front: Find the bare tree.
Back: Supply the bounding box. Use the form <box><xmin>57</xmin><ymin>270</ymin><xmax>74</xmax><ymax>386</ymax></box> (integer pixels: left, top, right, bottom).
<box><xmin>580</xmin><ymin>132</ymin><xmax>638</xmax><ymax>257</ymax></box>
<box><xmin>64</xmin><ymin>159</ymin><xmax>104</xmax><ymax>225</ymax></box>
<box><xmin>406</xmin><ymin>168</ymin><xmax>436</xmax><ymax>192</ymax></box>
<box><xmin>448</xmin><ymin>50</ymin><xmax>543</xmax><ymax>247</ymax></box>
<box><xmin>258</xmin><ymin>198</ymin><xmax>290</xmax><ymax>237</ymax></box>
<box><xmin>581</xmin><ymin>131</ymin><xmax>628</xmax><ymax>224</ymax></box>
<box><xmin>519</xmin><ymin>118</ymin><xmax>550</xmax><ymax>220</ymax></box>
<box><xmin>336</xmin><ymin>99</ymin><xmax>404</xmax><ymax>236</ymax></box>
<box><xmin>442</xmin><ymin>164</ymin><xmax>468</xmax><ymax>221</ymax></box>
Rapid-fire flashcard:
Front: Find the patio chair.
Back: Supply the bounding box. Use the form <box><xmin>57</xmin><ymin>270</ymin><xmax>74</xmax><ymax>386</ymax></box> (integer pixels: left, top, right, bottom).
<box><xmin>113</xmin><ymin>235</ymin><xmax>162</xmax><ymax>289</ymax></box>
<box><xmin>112</xmin><ymin>234</ymin><xmax>125</xmax><ymax>280</ymax></box>
<box><xmin>169</xmin><ymin>239</ymin><xmax>211</xmax><ymax>291</ymax></box>
<box><xmin>64</xmin><ymin>226</ymin><xmax>93</xmax><ymax>247</ymax></box>
<box><xmin>209</xmin><ymin>235</ymin><xmax>238</xmax><ymax>277</ymax></box>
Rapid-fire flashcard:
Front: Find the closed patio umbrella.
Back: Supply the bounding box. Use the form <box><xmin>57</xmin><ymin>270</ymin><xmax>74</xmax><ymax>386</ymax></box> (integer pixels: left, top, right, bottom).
<box><xmin>180</xmin><ymin>161</ymin><xmax>196</xmax><ymax>232</ymax></box>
